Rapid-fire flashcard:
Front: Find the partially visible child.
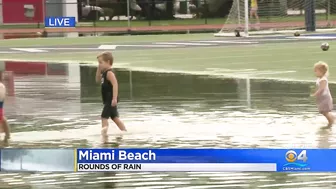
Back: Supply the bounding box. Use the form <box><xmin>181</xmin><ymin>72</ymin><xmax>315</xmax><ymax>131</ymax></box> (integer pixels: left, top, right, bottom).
<box><xmin>311</xmin><ymin>61</ymin><xmax>334</xmax><ymax>128</ymax></box>
<box><xmin>0</xmin><ymin>79</ymin><xmax>10</xmax><ymax>141</ymax></box>
<box><xmin>96</xmin><ymin>52</ymin><xmax>127</xmax><ymax>136</ymax></box>
<box><xmin>250</xmin><ymin>0</ymin><xmax>260</xmax><ymax>29</ymax></box>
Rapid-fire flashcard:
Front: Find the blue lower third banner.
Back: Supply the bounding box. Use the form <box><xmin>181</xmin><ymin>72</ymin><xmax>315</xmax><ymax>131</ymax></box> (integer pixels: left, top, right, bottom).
<box><xmin>76</xmin><ymin>149</ymin><xmax>336</xmax><ymax>172</ymax></box>
<box><xmin>1</xmin><ymin>149</ymin><xmax>336</xmax><ymax>172</ymax></box>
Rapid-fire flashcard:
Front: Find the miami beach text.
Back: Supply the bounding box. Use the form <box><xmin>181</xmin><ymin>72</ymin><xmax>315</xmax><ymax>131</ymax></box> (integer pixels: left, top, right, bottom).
<box><xmin>78</xmin><ymin>150</ymin><xmax>156</xmax><ymax>161</ymax></box>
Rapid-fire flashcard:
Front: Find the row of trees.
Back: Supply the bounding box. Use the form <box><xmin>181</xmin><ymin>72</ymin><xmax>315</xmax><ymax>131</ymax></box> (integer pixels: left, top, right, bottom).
<box><xmin>257</xmin><ymin>0</ymin><xmax>336</xmax><ymax>17</ymax></box>
<box><xmin>78</xmin><ymin>0</ymin><xmax>336</xmax><ymax>20</ymax></box>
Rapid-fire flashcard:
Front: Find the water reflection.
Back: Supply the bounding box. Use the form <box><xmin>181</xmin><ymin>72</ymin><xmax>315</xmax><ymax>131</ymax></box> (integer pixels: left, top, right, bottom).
<box><xmin>317</xmin><ymin>128</ymin><xmax>333</xmax><ymax>148</ymax></box>
<box><xmin>0</xmin><ymin>61</ymin><xmax>336</xmax><ymax>188</ymax></box>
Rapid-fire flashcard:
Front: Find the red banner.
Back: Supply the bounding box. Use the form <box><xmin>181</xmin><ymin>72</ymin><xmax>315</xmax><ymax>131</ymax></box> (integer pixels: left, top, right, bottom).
<box><xmin>2</xmin><ymin>0</ymin><xmax>44</xmax><ymax>23</ymax></box>
<box><xmin>5</xmin><ymin>61</ymin><xmax>47</xmax><ymax>75</ymax></box>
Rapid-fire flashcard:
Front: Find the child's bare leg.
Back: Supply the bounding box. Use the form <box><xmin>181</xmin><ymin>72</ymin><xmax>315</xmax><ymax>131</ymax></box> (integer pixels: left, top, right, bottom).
<box><xmin>249</xmin><ymin>11</ymin><xmax>254</xmax><ymax>29</ymax></box>
<box><xmin>112</xmin><ymin>117</ymin><xmax>127</xmax><ymax>131</ymax></box>
<box><xmin>325</xmin><ymin>112</ymin><xmax>334</xmax><ymax>127</ymax></box>
<box><xmin>2</xmin><ymin>117</ymin><xmax>10</xmax><ymax>140</ymax></box>
<box><xmin>326</xmin><ymin>113</ymin><xmax>334</xmax><ymax>126</ymax></box>
<box><xmin>255</xmin><ymin>13</ymin><xmax>260</xmax><ymax>24</ymax></box>
<box><xmin>101</xmin><ymin>118</ymin><xmax>109</xmax><ymax>136</ymax></box>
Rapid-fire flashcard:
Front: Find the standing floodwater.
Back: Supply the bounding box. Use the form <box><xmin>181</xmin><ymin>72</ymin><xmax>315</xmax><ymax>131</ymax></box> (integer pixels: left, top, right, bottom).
<box><xmin>1</xmin><ymin>62</ymin><xmax>336</xmax><ymax>188</ymax></box>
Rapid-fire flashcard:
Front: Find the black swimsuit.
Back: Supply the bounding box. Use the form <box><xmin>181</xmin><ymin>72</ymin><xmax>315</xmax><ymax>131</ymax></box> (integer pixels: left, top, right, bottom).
<box><xmin>101</xmin><ymin>69</ymin><xmax>119</xmax><ymax>119</ymax></box>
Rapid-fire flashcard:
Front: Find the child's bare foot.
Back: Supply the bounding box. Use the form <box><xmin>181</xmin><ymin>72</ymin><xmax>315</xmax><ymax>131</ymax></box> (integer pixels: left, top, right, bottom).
<box><xmin>255</xmin><ymin>23</ymin><xmax>260</xmax><ymax>30</ymax></box>
<box><xmin>102</xmin><ymin>135</ymin><xmax>109</xmax><ymax>143</ymax></box>
<box><xmin>328</xmin><ymin>121</ymin><xmax>334</xmax><ymax>128</ymax></box>
<box><xmin>321</xmin><ymin>123</ymin><xmax>333</xmax><ymax>129</ymax></box>
<box><xmin>327</xmin><ymin>117</ymin><xmax>334</xmax><ymax>128</ymax></box>
<box><xmin>101</xmin><ymin>126</ymin><xmax>108</xmax><ymax>136</ymax></box>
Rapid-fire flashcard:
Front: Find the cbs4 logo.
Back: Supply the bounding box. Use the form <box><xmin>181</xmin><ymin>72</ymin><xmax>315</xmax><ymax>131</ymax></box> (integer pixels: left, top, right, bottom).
<box><xmin>285</xmin><ymin>150</ymin><xmax>308</xmax><ymax>163</ymax></box>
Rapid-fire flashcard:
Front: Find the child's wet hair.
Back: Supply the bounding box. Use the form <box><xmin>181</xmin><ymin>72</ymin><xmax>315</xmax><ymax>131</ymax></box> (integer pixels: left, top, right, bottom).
<box><xmin>314</xmin><ymin>61</ymin><xmax>329</xmax><ymax>76</ymax></box>
<box><xmin>97</xmin><ymin>51</ymin><xmax>113</xmax><ymax>65</ymax></box>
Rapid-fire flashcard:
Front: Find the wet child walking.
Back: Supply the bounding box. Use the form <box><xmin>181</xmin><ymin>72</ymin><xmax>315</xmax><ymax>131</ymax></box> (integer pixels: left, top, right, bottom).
<box><xmin>250</xmin><ymin>0</ymin><xmax>260</xmax><ymax>29</ymax></box>
<box><xmin>311</xmin><ymin>61</ymin><xmax>334</xmax><ymax>128</ymax></box>
<box><xmin>96</xmin><ymin>52</ymin><xmax>127</xmax><ymax>136</ymax></box>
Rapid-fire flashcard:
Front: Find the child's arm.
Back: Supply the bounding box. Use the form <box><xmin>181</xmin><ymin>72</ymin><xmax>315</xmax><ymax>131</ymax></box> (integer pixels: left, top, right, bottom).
<box><xmin>95</xmin><ymin>66</ymin><xmax>102</xmax><ymax>83</ymax></box>
<box><xmin>0</xmin><ymin>83</ymin><xmax>5</xmax><ymax>101</ymax></box>
<box><xmin>312</xmin><ymin>80</ymin><xmax>327</xmax><ymax>96</ymax></box>
<box><xmin>107</xmin><ymin>71</ymin><xmax>118</xmax><ymax>106</ymax></box>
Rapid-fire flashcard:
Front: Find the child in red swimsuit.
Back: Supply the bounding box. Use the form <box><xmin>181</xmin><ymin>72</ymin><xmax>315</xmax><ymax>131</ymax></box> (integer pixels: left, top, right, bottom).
<box><xmin>0</xmin><ymin>82</ymin><xmax>10</xmax><ymax>141</ymax></box>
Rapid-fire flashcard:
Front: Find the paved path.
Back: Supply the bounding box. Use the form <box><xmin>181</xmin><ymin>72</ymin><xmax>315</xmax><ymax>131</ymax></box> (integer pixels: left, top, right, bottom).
<box><xmin>0</xmin><ymin>34</ymin><xmax>335</xmax><ymax>54</ymax></box>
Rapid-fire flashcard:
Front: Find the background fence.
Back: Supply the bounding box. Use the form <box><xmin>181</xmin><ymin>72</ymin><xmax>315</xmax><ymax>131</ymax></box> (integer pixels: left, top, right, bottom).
<box><xmin>0</xmin><ymin>0</ymin><xmax>335</xmax><ymax>33</ymax></box>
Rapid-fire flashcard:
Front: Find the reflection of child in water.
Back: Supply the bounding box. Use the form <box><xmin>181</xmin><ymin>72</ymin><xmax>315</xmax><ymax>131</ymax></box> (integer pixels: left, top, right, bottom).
<box><xmin>250</xmin><ymin>0</ymin><xmax>260</xmax><ymax>29</ymax></box>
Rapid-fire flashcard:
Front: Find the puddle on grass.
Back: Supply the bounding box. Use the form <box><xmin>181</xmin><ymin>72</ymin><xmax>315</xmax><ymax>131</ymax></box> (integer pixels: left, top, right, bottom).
<box><xmin>0</xmin><ymin>61</ymin><xmax>335</xmax><ymax>188</ymax></box>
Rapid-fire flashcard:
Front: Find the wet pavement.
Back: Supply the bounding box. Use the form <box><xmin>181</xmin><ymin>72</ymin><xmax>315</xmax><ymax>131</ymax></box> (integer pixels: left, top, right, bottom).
<box><xmin>1</xmin><ymin>61</ymin><xmax>336</xmax><ymax>188</ymax></box>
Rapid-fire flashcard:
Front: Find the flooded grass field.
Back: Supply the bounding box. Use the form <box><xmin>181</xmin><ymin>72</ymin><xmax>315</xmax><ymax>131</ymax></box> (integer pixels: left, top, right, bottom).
<box><xmin>1</xmin><ymin>62</ymin><xmax>336</xmax><ymax>188</ymax></box>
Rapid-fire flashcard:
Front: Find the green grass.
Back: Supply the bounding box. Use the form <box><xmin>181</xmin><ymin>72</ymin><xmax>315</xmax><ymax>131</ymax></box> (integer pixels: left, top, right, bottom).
<box><xmin>0</xmin><ymin>35</ymin><xmax>335</xmax><ymax>83</ymax></box>
<box><xmin>0</xmin><ymin>14</ymin><xmax>335</xmax><ymax>29</ymax></box>
<box><xmin>0</xmin><ymin>34</ymin><xmax>216</xmax><ymax>47</ymax></box>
